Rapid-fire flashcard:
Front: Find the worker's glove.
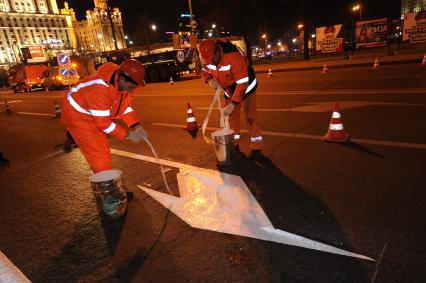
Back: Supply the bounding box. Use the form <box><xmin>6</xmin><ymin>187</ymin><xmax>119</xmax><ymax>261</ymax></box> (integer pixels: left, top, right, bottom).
<box><xmin>223</xmin><ymin>102</ymin><xmax>236</xmax><ymax>116</ymax></box>
<box><xmin>207</xmin><ymin>79</ymin><xmax>219</xmax><ymax>90</ymax></box>
<box><xmin>126</xmin><ymin>126</ymin><xmax>148</xmax><ymax>143</ymax></box>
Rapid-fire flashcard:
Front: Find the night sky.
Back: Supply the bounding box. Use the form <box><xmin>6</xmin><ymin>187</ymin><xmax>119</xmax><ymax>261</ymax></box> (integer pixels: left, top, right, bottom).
<box><xmin>57</xmin><ymin>0</ymin><xmax>402</xmax><ymax>44</ymax></box>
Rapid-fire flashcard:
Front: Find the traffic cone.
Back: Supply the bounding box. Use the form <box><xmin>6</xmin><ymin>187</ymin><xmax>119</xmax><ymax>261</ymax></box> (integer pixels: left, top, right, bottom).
<box><xmin>322</xmin><ymin>64</ymin><xmax>328</xmax><ymax>74</ymax></box>
<box><xmin>4</xmin><ymin>100</ymin><xmax>12</xmax><ymax>115</ymax></box>
<box><xmin>373</xmin><ymin>58</ymin><xmax>380</xmax><ymax>69</ymax></box>
<box><xmin>183</xmin><ymin>102</ymin><xmax>198</xmax><ymax>138</ymax></box>
<box><xmin>54</xmin><ymin>100</ymin><xmax>61</xmax><ymax>118</ymax></box>
<box><xmin>421</xmin><ymin>53</ymin><xmax>426</xmax><ymax>65</ymax></box>
<box><xmin>170</xmin><ymin>76</ymin><xmax>174</xmax><ymax>85</ymax></box>
<box><xmin>323</xmin><ymin>103</ymin><xmax>350</xmax><ymax>142</ymax></box>
<box><xmin>267</xmin><ymin>69</ymin><xmax>273</xmax><ymax>77</ymax></box>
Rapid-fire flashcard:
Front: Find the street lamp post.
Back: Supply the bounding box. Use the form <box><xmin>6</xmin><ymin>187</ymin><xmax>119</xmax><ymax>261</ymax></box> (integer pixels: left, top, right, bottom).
<box><xmin>352</xmin><ymin>4</ymin><xmax>362</xmax><ymax>20</ymax></box>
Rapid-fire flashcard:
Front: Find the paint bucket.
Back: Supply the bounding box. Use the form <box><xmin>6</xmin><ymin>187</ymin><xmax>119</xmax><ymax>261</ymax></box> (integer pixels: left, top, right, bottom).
<box><xmin>89</xmin><ymin>169</ymin><xmax>127</xmax><ymax>220</ymax></box>
<box><xmin>211</xmin><ymin>129</ymin><xmax>235</xmax><ymax>164</ymax></box>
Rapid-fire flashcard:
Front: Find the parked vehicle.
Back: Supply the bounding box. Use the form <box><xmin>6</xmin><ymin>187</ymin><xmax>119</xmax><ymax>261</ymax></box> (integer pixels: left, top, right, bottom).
<box><xmin>41</xmin><ymin>66</ymin><xmax>79</xmax><ymax>90</ymax></box>
<box><xmin>8</xmin><ymin>64</ymin><xmax>47</xmax><ymax>93</ymax></box>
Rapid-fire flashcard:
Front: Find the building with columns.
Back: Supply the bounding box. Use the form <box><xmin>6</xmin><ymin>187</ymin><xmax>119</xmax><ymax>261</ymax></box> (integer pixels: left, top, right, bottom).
<box><xmin>0</xmin><ymin>0</ymin><xmax>76</xmax><ymax>64</ymax></box>
<box><xmin>63</xmin><ymin>0</ymin><xmax>126</xmax><ymax>52</ymax></box>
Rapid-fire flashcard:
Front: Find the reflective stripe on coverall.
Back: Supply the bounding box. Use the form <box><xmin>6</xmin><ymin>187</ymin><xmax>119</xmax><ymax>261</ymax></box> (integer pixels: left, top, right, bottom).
<box><xmin>201</xmin><ymin>40</ymin><xmax>262</xmax><ymax>150</ymax></box>
<box><xmin>60</xmin><ymin>63</ymin><xmax>140</xmax><ymax>173</ymax></box>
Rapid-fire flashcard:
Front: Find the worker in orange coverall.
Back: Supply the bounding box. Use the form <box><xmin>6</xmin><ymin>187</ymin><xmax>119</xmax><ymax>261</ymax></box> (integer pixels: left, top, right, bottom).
<box><xmin>198</xmin><ymin>39</ymin><xmax>263</xmax><ymax>159</ymax></box>
<box><xmin>60</xmin><ymin>59</ymin><xmax>147</xmax><ymax>173</ymax></box>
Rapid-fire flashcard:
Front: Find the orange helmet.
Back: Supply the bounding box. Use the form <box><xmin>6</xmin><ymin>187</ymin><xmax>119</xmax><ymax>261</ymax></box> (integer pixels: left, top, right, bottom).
<box><xmin>119</xmin><ymin>59</ymin><xmax>145</xmax><ymax>86</ymax></box>
<box><xmin>198</xmin><ymin>40</ymin><xmax>216</xmax><ymax>63</ymax></box>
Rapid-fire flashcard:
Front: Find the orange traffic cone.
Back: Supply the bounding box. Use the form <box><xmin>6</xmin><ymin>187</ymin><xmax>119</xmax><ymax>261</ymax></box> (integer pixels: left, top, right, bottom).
<box><xmin>54</xmin><ymin>101</ymin><xmax>61</xmax><ymax>118</ymax></box>
<box><xmin>4</xmin><ymin>100</ymin><xmax>12</xmax><ymax>115</ymax></box>
<box><xmin>267</xmin><ymin>69</ymin><xmax>273</xmax><ymax>77</ymax></box>
<box><xmin>322</xmin><ymin>64</ymin><xmax>328</xmax><ymax>74</ymax></box>
<box><xmin>421</xmin><ymin>53</ymin><xmax>426</xmax><ymax>65</ymax></box>
<box><xmin>170</xmin><ymin>76</ymin><xmax>174</xmax><ymax>85</ymax></box>
<box><xmin>184</xmin><ymin>102</ymin><xmax>198</xmax><ymax>138</ymax></box>
<box><xmin>323</xmin><ymin>103</ymin><xmax>350</xmax><ymax>142</ymax></box>
<box><xmin>373</xmin><ymin>58</ymin><xmax>380</xmax><ymax>69</ymax></box>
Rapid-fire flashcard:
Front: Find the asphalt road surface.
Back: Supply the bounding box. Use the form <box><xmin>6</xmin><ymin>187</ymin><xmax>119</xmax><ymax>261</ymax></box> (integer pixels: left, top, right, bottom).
<box><xmin>0</xmin><ymin>63</ymin><xmax>425</xmax><ymax>282</ymax></box>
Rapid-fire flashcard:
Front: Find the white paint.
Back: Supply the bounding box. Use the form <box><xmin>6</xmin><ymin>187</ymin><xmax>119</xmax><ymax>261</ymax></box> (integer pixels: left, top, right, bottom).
<box><xmin>151</xmin><ymin>122</ymin><xmax>426</xmax><ymax>150</ymax></box>
<box><xmin>110</xmin><ymin>148</ymin><xmax>373</xmax><ymax>259</ymax></box>
<box><xmin>198</xmin><ymin>101</ymin><xmax>425</xmax><ymax>113</ymax></box>
<box><xmin>16</xmin><ymin>111</ymin><xmax>55</xmax><ymax>117</ymax></box>
<box><xmin>137</xmin><ymin>166</ymin><xmax>373</xmax><ymax>260</ymax></box>
<box><xmin>0</xmin><ymin>250</ymin><xmax>31</xmax><ymax>283</ymax></box>
<box><xmin>0</xmin><ymin>100</ymin><xmax>23</xmax><ymax>105</ymax></box>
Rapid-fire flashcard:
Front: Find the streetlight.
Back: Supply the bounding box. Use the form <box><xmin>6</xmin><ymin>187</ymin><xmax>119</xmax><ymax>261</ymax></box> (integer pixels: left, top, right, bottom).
<box><xmin>352</xmin><ymin>4</ymin><xmax>362</xmax><ymax>20</ymax></box>
<box><xmin>212</xmin><ymin>24</ymin><xmax>216</xmax><ymax>29</ymax></box>
<box><xmin>297</xmin><ymin>24</ymin><xmax>304</xmax><ymax>30</ymax></box>
<box><xmin>261</xmin><ymin>33</ymin><xmax>268</xmax><ymax>49</ymax></box>
<box><xmin>151</xmin><ymin>24</ymin><xmax>157</xmax><ymax>31</ymax></box>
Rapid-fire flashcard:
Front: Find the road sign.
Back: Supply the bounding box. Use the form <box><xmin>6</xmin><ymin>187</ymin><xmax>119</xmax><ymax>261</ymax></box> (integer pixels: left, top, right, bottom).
<box><xmin>58</xmin><ymin>54</ymin><xmax>70</xmax><ymax>65</ymax></box>
<box><xmin>176</xmin><ymin>50</ymin><xmax>185</xmax><ymax>63</ymax></box>
<box><xmin>69</xmin><ymin>68</ymin><xmax>76</xmax><ymax>76</ymax></box>
<box><xmin>60</xmin><ymin>68</ymin><xmax>69</xmax><ymax>76</ymax></box>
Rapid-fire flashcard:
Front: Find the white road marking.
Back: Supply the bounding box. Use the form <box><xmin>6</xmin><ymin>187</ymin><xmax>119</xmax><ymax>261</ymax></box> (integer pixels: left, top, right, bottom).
<box><xmin>0</xmin><ymin>250</ymin><xmax>31</xmax><ymax>282</ymax></box>
<box><xmin>110</xmin><ymin>148</ymin><xmax>373</xmax><ymax>260</ymax></box>
<box><xmin>198</xmin><ymin>101</ymin><xmax>424</xmax><ymax>113</ymax></box>
<box><xmin>0</xmin><ymin>100</ymin><xmax>23</xmax><ymax>105</ymax></box>
<box><xmin>151</xmin><ymin>122</ymin><xmax>426</xmax><ymax>150</ymax></box>
<box><xmin>16</xmin><ymin>111</ymin><xmax>55</xmax><ymax>117</ymax></box>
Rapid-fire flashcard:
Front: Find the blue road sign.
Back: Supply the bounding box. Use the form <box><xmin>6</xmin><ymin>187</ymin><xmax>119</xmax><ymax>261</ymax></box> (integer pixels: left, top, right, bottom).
<box><xmin>61</xmin><ymin>68</ymin><xmax>69</xmax><ymax>76</ymax></box>
<box><xmin>58</xmin><ymin>54</ymin><xmax>70</xmax><ymax>65</ymax></box>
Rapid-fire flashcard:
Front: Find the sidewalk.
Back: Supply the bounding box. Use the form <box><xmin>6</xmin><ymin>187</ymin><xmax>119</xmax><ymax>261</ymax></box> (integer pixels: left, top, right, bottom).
<box><xmin>253</xmin><ymin>43</ymin><xmax>426</xmax><ymax>73</ymax></box>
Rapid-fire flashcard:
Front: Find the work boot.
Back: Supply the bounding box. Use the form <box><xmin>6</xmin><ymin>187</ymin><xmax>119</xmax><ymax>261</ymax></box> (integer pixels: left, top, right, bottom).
<box><xmin>249</xmin><ymin>150</ymin><xmax>264</xmax><ymax>161</ymax></box>
<box><xmin>0</xmin><ymin>152</ymin><xmax>9</xmax><ymax>166</ymax></box>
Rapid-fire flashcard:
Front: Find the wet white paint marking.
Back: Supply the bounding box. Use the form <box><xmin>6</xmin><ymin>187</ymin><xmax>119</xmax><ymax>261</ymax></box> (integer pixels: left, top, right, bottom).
<box><xmin>151</xmin><ymin>122</ymin><xmax>426</xmax><ymax>150</ymax></box>
<box><xmin>110</xmin><ymin>148</ymin><xmax>373</xmax><ymax>260</ymax></box>
<box><xmin>0</xmin><ymin>250</ymin><xmax>31</xmax><ymax>283</ymax></box>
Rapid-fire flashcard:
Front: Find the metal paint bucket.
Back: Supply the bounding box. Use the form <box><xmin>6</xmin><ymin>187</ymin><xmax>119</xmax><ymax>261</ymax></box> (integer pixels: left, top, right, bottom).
<box><xmin>211</xmin><ymin>129</ymin><xmax>235</xmax><ymax>164</ymax></box>
<box><xmin>89</xmin><ymin>169</ymin><xmax>127</xmax><ymax>220</ymax></box>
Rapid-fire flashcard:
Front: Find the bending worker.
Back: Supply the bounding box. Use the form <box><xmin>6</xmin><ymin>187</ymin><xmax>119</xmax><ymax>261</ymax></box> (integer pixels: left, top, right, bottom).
<box><xmin>60</xmin><ymin>59</ymin><xmax>147</xmax><ymax>173</ymax></box>
<box><xmin>198</xmin><ymin>39</ymin><xmax>263</xmax><ymax>159</ymax></box>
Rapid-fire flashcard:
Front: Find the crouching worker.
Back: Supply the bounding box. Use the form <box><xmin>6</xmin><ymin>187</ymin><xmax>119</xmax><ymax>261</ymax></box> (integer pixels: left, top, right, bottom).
<box><xmin>198</xmin><ymin>39</ymin><xmax>264</xmax><ymax>160</ymax></box>
<box><xmin>60</xmin><ymin>59</ymin><xmax>147</xmax><ymax>219</ymax></box>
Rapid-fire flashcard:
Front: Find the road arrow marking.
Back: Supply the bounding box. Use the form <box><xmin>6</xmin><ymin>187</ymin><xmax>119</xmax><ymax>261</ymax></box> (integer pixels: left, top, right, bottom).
<box><xmin>137</xmin><ymin>166</ymin><xmax>373</xmax><ymax>261</ymax></box>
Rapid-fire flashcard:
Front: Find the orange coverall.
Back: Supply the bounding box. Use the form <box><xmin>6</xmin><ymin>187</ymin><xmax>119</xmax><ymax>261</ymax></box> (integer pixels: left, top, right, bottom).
<box><xmin>201</xmin><ymin>40</ymin><xmax>263</xmax><ymax>150</ymax></box>
<box><xmin>60</xmin><ymin>63</ymin><xmax>140</xmax><ymax>173</ymax></box>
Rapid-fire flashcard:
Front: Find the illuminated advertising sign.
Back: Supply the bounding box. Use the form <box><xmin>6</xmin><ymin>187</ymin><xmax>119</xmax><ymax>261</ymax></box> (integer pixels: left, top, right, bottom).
<box><xmin>315</xmin><ymin>24</ymin><xmax>343</xmax><ymax>53</ymax></box>
<box><xmin>355</xmin><ymin>18</ymin><xmax>387</xmax><ymax>48</ymax></box>
<box><xmin>403</xmin><ymin>11</ymin><xmax>426</xmax><ymax>42</ymax></box>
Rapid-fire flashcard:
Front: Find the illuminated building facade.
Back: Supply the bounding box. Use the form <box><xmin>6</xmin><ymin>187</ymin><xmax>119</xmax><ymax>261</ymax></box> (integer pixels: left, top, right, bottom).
<box><xmin>0</xmin><ymin>0</ymin><xmax>75</xmax><ymax>64</ymax></box>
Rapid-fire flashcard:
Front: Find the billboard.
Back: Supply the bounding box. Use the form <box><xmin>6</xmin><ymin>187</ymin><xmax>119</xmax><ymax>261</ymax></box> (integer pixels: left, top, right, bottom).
<box><xmin>355</xmin><ymin>18</ymin><xmax>387</xmax><ymax>48</ymax></box>
<box><xmin>403</xmin><ymin>11</ymin><xmax>426</xmax><ymax>42</ymax></box>
<box><xmin>315</xmin><ymin>24</ymin><xmax>343</xmax><ymax>53</ymax></box>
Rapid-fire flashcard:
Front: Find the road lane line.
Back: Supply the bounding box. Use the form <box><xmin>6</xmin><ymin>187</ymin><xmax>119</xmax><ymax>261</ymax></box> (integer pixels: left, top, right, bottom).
<box><xmin>151</xmin><ymin>122</ymin><xmax>426</xmax><ymax>150</ymax></box>
<box><xmin>16</xmin><ymin>111</ymin><xmax>55</xmax><ymax>117</ymax></box>
<box><xmin>0</xmin><ymin>100</ymin><xmax>23</xmax><ymax>105</ymax></box>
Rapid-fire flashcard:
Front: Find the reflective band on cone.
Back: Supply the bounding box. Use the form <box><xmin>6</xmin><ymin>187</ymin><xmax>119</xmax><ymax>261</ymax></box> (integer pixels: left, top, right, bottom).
<box><xmin>184</xmin><ymin>102</ymin><xmax>199</xmax><ymax>136</ymax></box>
<box><xmin>323</xmin><ymin>102</ymin><xmax>350</xmax><ymax>142</ymax></box>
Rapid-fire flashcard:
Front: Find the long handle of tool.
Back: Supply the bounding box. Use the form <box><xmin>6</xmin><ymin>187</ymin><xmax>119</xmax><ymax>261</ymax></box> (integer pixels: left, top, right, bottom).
<box><xmin>143</xmin><ymin>137</ymin><xmax>174</xmax><ymax>196</ymax></box>
<box><xmin>202</xmin><ymin>86</ymin><xmax>223</xmax><ymax>144</ymax></box>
